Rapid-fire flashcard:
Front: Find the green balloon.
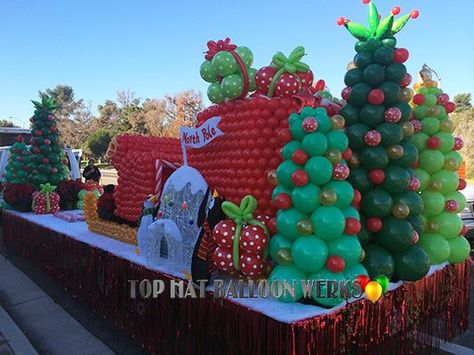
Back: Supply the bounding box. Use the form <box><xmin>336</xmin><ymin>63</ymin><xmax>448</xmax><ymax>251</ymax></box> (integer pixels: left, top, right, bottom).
<box><xmin>420</xmin><ymin>191</ymin><xmax>445</xmax><ymax>217</ymax></box>
<box><xmin>292</xmin><ymin>236</ymin><xmax>328</xmax><ymax>272</ymax></box>
<box><xmin>211</xmin><ymin>51</ymin><xmax>237</xmax><ymax>76</ymax></box>
<box><xmin>361</xmin><ymin>188</ymin><xmax>393</xmax><ymax>217</ymax></box>
<box><xmin>340</xmin><ymin>104</ymin><xmax>360</xmax><ymax>126</ymax></box>
<box><xmin>412</xmin><ymin>133</ymin><xmax>429</xmax><ymax>152</ymax></box>
<box><xmin>302</xmin><ymin>132</ymin><xmax>328</xmax><ymax>156</ymax></box>
<box><xmin>327</xmin><ymin>235</ymin><xmax>361</xmax><ymax>266</ymax></box>
<box><xmin>414</xmin><ymin>105</ymin><xmax>427</xmax><ymax>120</ymax></box>
<box><xmin>418</xmin><ymin>233</ymin><xmax>450</xmax><ymax>265</ymax></box>
<box><xmin>424</xmin><ymin>94</ymin><xmax>437</xmax><ymax>106</ymax></box>
<box><xmin>408</xmin><ymin>215</ymin><xmax>425</xmax><ymax>235</ymax></box>
<box><xmin>431</xmin><ymin>170</ymin><xmax>459</xmax><ymax>194</ymax></box>
<box><xmin>247</xmin><ymin>68</ymin><xmax>257</xmax><ymax>91</ymax></box>
<box><xmin>276</xmin><ymin>161</ymin><xmax>299</xmax><ymax>188</ymax></box>
<box><xmin>421</xmin><ymin>117</ymin><xmax>440</xmax><ymax>135</ymax></box>
<box><xmin>269</xmin><ymin>234</ymin><xmax>292</xmax><ymax>261</ymax></box>
<box><xmin>419</xmin><ymin>150</ymin><xmax>444</xmax><ymax>174</ymax></box>
<box><xmin>316</xmin><ymin>113</ymin><xmax>332</xmax><ymax>134</ymax></box>
<box><xmin>377</xmin><ymin>217</ymin><xmax>415</xmax><ymax>253</ymax></box>
<box><xmin>282</xmin><ymin>141</ymin><xmax>302</xmax><ymax>160</ymax></box>
<box><xmin>200</xmin><ymin>61</ymin><xmax>217</xmax><ymax>83</ymax></box>
<box><xmin>363</xmin><ymin>64</ymin><xmax>385</xmax><ymax>86</ymax></box>
<box><xmin>346</xmin><ymin>123</ymin><xmax>370</xmax><ymax>150</ymax></box>
<box><xmin>305</xmin><ymin>157</ymin><xmax>333</xmax><ymax>185</ymax></box>
<box><xmin>394</xmin><ymin>191</ymin><xmax>423</xmax><ymax>216</ymax></box>
<box><xmin>360</xmin><ymin>146</ymin><xmax>389</xmax><ymax>169</ymax></box>
<box><xmin>354</xmin><ymin>52</ymin><xmax>373</xmax><ymax>69</ymax></box>
<box><xmin>309</xmin><ymin>268</ymin><xmax>346</xmax><ymax>307</ymax></box>
<box><xmin>385</xmin><ymin>63</ymin><xmax>407</xmax><ymax>83</ymax></box>
<box><xmin>234</xmin><ymin>46</ymin><xmax>253</xmax><ymax>67</ymax></box>
<box><xmin>366</xmin><ymin>38</ymin><xmax>382</xmax><ymax>52</ymax></box>
<box><xmin>344</xmin><ymin>263</ymin><xmax>369</xmax><ymax>280</ymax></box>
<box><xmin>362</xmin><ymin>244</ymin><xmax>394</xmax><ymax>279</ymax></box>
<box><xmin>393</xmin><ymin>102</ymin><xmax>412</xmax><ymax>122</ymax></box>
<box><xmin>360</xmin><ymin>104</ymin><xmax>385</xmax><ymax>128</ymax></box>
<box><xmin>445</xmin><ymin>191</ymin><xmax>466</xmax><ymax>211</ymax></box>
<box><xmin>323</xmin><ymin>180</ymin><xmax>354</xmax><ymax>209</ymax></box>
<box><xmin>311</xmin><ymin>206</ymin><xmax>345</xmax><ymax>240</ymax></box>
<box><xmin>292</xmin><ymin>184</ymin><xmax>320</xmax><ymax>213</ymax></box>
<box><xmin>326</xmin><ymin>130</ymin><xmax>348</xmax><ymax>152</ymax></box>
<box><xmin>447</xmin><ymin>237</ymin><xmax>470</xmax><ymax>264</ymax></box>
<box><xmin>342</xmin><ymin>206</ymin><xmax>360</xmax><ymax>220</ymax></box>
<box><xmin>382</xmin><ymin>166</ymin><xmax>410</xmax><ymax>194</ymax></box>
<box><xmin>207</xmin><ymin>82</ymin><xmax>225</xmax><ymax>104</ymax></box>
<box><xmin>445</xmin><ymin>151</ymin><xmax>462</xmax><ymax>166</ymax></box>
<box><xmin>393</xmin><ymin>246</ymin><xmax>430</xmax><ymax>281</ymax></box>
<box><xmin>349</xmin><ymin>83</ymin><xmax>372</xmax><ymax>107</ymax></box>
<box><xmin>433</xmin><ymin>132</ymin><xmax>454</xmax><ymax>154</ymax></box>
<box><xmin>431</xmin><ymin>212</ymin><xmax>463</xmax><ymax>238</ymax></box>
<box><xmin>276</xmin><ymin>208</ymin><xmax>308</xmax><ymax>240</ymax></box>
<box><xmin>373</xmin><ymin>46</ymin><xmax>394</xmax><ymax>66</ymax></box>
<box><xmin>345</xmin><ymin>68</ymin><xmax>363</xmax><ymax>87</ymax></box>
<box><xmin>290</xmin><ymin>118</ymin><xmax>305</xmax><ymax>141</ymax></box>
<box><xmin>415</xmin><ymin>168</ymin><xmax>431</xmax><ymax>190</ymax></box>
<box><xmin>269</xmin><ymin>265</ymin><xmax>308</xmax><ymax>302</ymax></box>
<box><xmin>355</xmin><ymin>41</ymin><xmax>368</xmax><ymax>53</ymax></box>
<box><xmin>392</xmin><ymin>141</ymin><xmax>418</xmax><ymax>168</ymax></box>
<box><xmin>378</xmin><ymin>81</ymin><xmax>401</xmax><ymax>105</ymax></box>
<box><xmin>221</xmin><ymin>74</ymin><xmax>243</xmax><ymax>99</ymax></box>
<box><xmin>348</xmin><ymin>167</ymin><xmax>373</xmax><ymax>193</ymax></box>
<box><xmin>377</xmin><ymin>123</ymin><xmax>403</xmax><ymax>146</ymax></box>
<box><xmin>382</xmin><ymin>37</ymin><xmax>397</xmax><ymax>48</ymax></box>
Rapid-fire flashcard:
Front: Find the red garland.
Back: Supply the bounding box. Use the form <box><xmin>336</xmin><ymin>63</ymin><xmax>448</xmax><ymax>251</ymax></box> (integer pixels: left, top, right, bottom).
<box><xmin>2</xmin><ymin>210</ymin><xmax>470</xmax><ymax>355</ymax></box>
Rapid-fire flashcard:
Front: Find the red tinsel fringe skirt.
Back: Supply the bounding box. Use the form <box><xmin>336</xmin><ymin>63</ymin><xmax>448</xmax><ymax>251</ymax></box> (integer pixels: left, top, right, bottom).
<box><xmin>2</xmin><ymin>211</ymin><xmax>470</xmax><ymax>354</ymax></box>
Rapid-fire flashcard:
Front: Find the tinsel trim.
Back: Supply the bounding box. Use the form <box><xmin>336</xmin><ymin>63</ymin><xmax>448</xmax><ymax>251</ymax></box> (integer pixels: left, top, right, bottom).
<box><xmin>2</xmin><ymin>211</ymin><xmax>470</xmax><ymax>355</ymax></box>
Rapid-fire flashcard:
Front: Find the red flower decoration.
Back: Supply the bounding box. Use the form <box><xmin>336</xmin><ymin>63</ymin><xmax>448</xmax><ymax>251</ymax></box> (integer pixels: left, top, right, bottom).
<box><xmin>205</xmin><ymin>38</ymin><xmax>237</xmax><ymax>61</ymax></box>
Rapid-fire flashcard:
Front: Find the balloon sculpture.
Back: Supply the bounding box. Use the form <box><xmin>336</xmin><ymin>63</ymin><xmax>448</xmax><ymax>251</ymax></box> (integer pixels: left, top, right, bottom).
<box><xmin>200</xmin><ymin>38</ymin><xmax>257</xmax><ymax>103</ymax></box>
<box><xmin>27</xmin><ymin>95</ymin><xmax>69</xmax><ymax>187</ymax></box>
<box><xmin>4</xmin><ymin>136</ymin><xmax>31</xmax><ymax>184</ymax></box>
<box><xmin>411</xmin><ymin>66</ymin><xmax>470</xmax><ymax>264</ymax></box>
<box><xmin>269</xmin><ymin>106</ymin><xmax>368</xmax><ymax>305</ymax></box>
<box><xmin>338</xmin><ymin>1</ymin><xmax>430</xmax><ymax>281</ymax></box>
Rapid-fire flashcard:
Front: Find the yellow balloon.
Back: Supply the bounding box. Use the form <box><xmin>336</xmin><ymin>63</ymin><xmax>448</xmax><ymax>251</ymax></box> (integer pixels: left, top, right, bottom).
<box><xmin>365</xmin><ymin>281</ymin><xmax>383</xmax><ymax>303</ymax></box>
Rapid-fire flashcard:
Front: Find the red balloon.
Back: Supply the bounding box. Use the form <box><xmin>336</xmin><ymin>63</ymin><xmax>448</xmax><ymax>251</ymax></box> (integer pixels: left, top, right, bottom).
<box><xmin>413</xmin><ymin>94</ymin><xmax>424</xmax><ymax>105</ymax></box>
<box><xmin>412</xmin><ymin>120</ymin><xmax>422</xmax><ymax>133</ymax></box>
<box><xmin>368</xmin><ymin>89</ymin><xmax>385</xmax><ymax>105</ymax></box>
<box><xmin>292</xmin><ymin>149</ymin><xmax>309</xmax><ymax>165</ymax></box>
<box><xmin>274</xmin><ymin>193</ymin><xmax>292</xmax><ymax>209</ymax></box>
<box><xmin>355</xmin><ymin>275</ymin><xmax>370</xmax><ymax>292</ymax></box>
<box><xmin>302</xmin><ymin>117</ymin><xmax>318</xmax><ymax>133</ymax></box>
<box><xmin>391</xmin><ymin>6</ymin><xmax>401</xmax><ymax>15</ymax></box>
<box><xmin>341</xmin><ymin>87</ymin><xmax>352</xmax><ymax>101</ymax></box>
<box><xmin>445</xmin><ymin>102</ymin><xmax>456</xmax><ymax>113</ymax></box>
<box><xmin>367</xmin><ymin>217</ymin><xmax>383</xmax><ymax>232</ymax></box>
<box><xmin>326</xmin><ymin>255</ymin><xmax>345</xmax><ymax>273</ymax></box>
<box><xmin>352</xmin><ymin>189</ymin><xmax>361</xmax><ymax>204</ymax></box>
<box><xmin>267</xmin><ymin>217</ymin><xmax>277</xmax><ymax>235</ymax></box>
<box><xmin>276</xmin><ymin>128</ymin><xmax>292</xmax><ymax>144</ymax></box>
<box><xmin>437</xmin><ymin>93</ymin><xmax>450</xmax><ymax>105</ymax></box>
<box><xmin>458</xmin><ymin>179</ymin><xmax>467</xmax><ymax>191</ymax></box>
<box><xmin>291</xmin><ymin>170</ymin><xmax>309</xmax><ymax>186</ymax></box>
<box><xmin>393</xmin><ymin>48</ymin><xmax>409</xmax><ymax>63</ymax></box>
<box><xmin>364</xmin><ymin>130</ymin><xmax>382</xmax><ymax>146</ymax></box>
<box><xmin>368</xmin><ymin>169</ymin><xmax>385</xmax><ymax>184</ymax></box>
<box><xmin>342</xmin><ymin>147</ymin><xmax>352</xmax><ymax>161</ymax></box>
<box><xmin>344</xmin><ymin>218</ymin><xmax>361</xmax><ymax>235</ymax></box>
<box><xmin>426</xmin><ymin>136</ymin><xmax>441</xmax><ymax>150</ymax></box>
<box><xmin>410</xmin><ymin>10</ymin><xmax>419</xmax><ymax>19</ymax></box>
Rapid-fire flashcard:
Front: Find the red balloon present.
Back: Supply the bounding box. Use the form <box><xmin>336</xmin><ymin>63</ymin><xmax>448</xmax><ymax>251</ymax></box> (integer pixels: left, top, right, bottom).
<box><xmin>32</xmin><ymin>183</ymin><xmax>60</xmax><ymax>214</ymax></box>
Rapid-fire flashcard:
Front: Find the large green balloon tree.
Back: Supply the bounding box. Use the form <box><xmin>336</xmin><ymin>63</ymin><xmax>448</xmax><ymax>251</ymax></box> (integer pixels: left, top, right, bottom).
<box><xmin>4</xmin><ymin>136</ymin><xmax>31</xmax><ymax>184</ymax></box>
<box><xmin>338</xmin><ymin>1</ymin><xmax>430</xmax><ymax>281</ymax></box>
<box><xmin>411</xmin><ymin>68</ymin><xmax>470</xmax><ymax>265</ymax></box>
<box><xmin>28</xmin><ymin>96</ymin><xmax>70</xmax><ymax>187</ymax></box>
<box><xmin>269</xmin><ymin>106</ymin><xmax>368</xmax><ymax>306</ymax></box>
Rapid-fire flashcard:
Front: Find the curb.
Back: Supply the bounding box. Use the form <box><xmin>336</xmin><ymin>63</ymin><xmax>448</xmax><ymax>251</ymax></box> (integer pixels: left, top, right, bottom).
<box><xmin>0</xmin><ymin>304</ymin><xmax>38</xmax><ymax>355</ymax></box>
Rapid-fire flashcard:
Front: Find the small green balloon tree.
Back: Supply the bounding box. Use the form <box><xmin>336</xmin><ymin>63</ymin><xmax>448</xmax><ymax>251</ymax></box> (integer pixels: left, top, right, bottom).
<box><xmin>200</xmin><ymin>38</ymin><xmax>257</xmax><ymax>104</ymax></box>
<box><xmin>269</xmin><ymin>106</ymin><xmax>368</xmax><ymax>306</ymax></box>
<box><xmin>338</xmin><ymin>1</ymin><xmax>430</xmax><ymax>281</ymax></box>
<box><xmin>4</xmin><ymin>136</ymin><xmax>31</xmax><ymax>184</ymax></box>
<box><xmin>411</xmin><ymin>71</ymin><xmax>470</xmax><ymax>265</ymax></box>
<box><xmin>28</xmin><ymin>96</ymin><xmax>70</xmax><ymax>187</ymax></box>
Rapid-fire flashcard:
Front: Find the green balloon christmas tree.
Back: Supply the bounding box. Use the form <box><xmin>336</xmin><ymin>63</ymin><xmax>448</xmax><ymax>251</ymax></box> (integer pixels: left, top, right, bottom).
<box><xmin>338</xmin><ymin>1</ymin><xmax>430</xmax><ymax>281</ymax></box>
<box><xmin>4</xmin><ymin>136</ymin><xmax>31</xmax><ymax>184</ymax></box>
<box><xmin>411</xmin><ymin>66</ymin><xmax>470</xmax><ymax>265</ymax></box>
<box><xmin>28</xmin><ymin>96</ymin><xmax>69</xmax><ymax>187</ymax></box>
<box><xmin>269</xmin><ymin>106</ymin><xmax>368</xmax><ymax>306</ymax></box>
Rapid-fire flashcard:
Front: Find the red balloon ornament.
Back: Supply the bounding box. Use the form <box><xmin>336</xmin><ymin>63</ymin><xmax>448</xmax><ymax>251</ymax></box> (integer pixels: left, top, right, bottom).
<box><xmin>302</xmin><ymin>117</ymin><xmax>318</xmax><ymax>133</ymax></box>
<box><xmin>413</xmin><ymin>94</ymin><xmax>425</xmax><ymax>105</ymax></box>
<box><xmin>292</xmin><ymin>170</ymin><xmax>309</xmax><ymax>186</ymax></box>
<box><xmin>326</xmin><ymin>255</ymin><xmax>346</xmax><ymax>273</ymax></box>
<box><xmin>453</xmin><ymin>137</ymin><xmax>464</xmax><ymax>150</ymax></box>
<box><xmin>393</xmin><ymin>48</ymin><xmax>409</xmax><ymax>63</ymax></box>
<box><xmin>344</xmin><ymin>218</ymin><xmax>361</xmax><ymax>235</ymax></box>
<box><xmin>384</xmin><ymin>107</ymin><xmax>402</xmax><ymax>123</ymax></box>
<box><xmin>368</xmin><ymin>169</ymin><xmax>385</xmax><ymax>184</ymax></box>
<box><xmin>445</xmin><ymin>200</ymin><xmax>459</xmax><ymax>212</ymax></box>
<box><xmin>292</xmin><ymin>149</ymin><xmax>309</xmax><ymax>165</ymax></box>
<box><xmin>333</xmin><ymin>163</ymin><xmax>350</xmax><ymax>180</ymax></box>
<box><xmin>368</xmin><ymin>89</ymin><xmax>385</xmax><ymax>105</ymax></box>
<box><xmin>426</xmin><ymin>136</ymin><xmax>441</xmax><ymax>150</ymax></box>
<box><xmin>367</xmin><ymin>217</ymin><xmax>383</xmax><ymax>232</ymax></box>
<box><xmin>364</xmin><ymin>130</ymin><xmax>382</xmax><ymax>146</ymax></box>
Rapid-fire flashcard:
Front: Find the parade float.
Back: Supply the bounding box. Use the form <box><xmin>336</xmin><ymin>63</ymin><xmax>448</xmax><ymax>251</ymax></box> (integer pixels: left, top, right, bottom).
<box><xmin>1</xmin><ymin>1</ymin><xmax>471</xmax><ymax>354</ymax></box>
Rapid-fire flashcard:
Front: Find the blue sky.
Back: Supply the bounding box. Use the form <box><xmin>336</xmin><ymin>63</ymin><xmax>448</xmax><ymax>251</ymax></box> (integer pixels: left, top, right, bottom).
<box><xmin>0</xmin><ymin>0</ymin><xmax>473</xmax><ymax>127</ymax></box>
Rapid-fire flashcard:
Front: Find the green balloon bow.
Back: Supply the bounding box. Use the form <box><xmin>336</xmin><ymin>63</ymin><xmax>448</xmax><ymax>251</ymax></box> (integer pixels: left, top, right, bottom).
<box><xmin>221</xmin><ymin>195</ymin><xmax>269</xmax><ymax>270</ymax></box>
<box><xmin>267</xmin><ymin>46</ymin><xmax>310</xmax><ymax>97</ymax></box>
<box><xmin>34</xmin><ymin>183</ymin><xmax>57</xmax><ymax>212</ymax></box>
<box><xmin>341</xmin><ymin>2</ymin><xmax>417</xmax><ymax>41</ymax></box>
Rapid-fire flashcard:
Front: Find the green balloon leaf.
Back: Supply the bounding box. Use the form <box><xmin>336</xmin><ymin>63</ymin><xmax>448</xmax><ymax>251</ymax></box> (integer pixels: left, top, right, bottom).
<box><xmin>375</xmin><ymin>14</ymin><xmax>394</xmax><ymax>39</ymax></box>
<box><xmin>367</xmin><ymin>3</ymin><xmax>380</xmax><ymax>34</ymax></box>
<box><xmin>391</xmin><ymin>14</ymin><xmax>411</xmax><ymax>34</ymax></box>
<box><xmin>345</xmin><ymin>22</ymin><xmax>371</xmax><ymax>41</ymax></box>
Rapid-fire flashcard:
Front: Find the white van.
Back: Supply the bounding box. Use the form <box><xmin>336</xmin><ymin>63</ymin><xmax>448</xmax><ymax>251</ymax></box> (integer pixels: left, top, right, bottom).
<box><xmin>0</xmin><ymin>146</ymin><xmax>82</xmax><ymax>181</ymax></box>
